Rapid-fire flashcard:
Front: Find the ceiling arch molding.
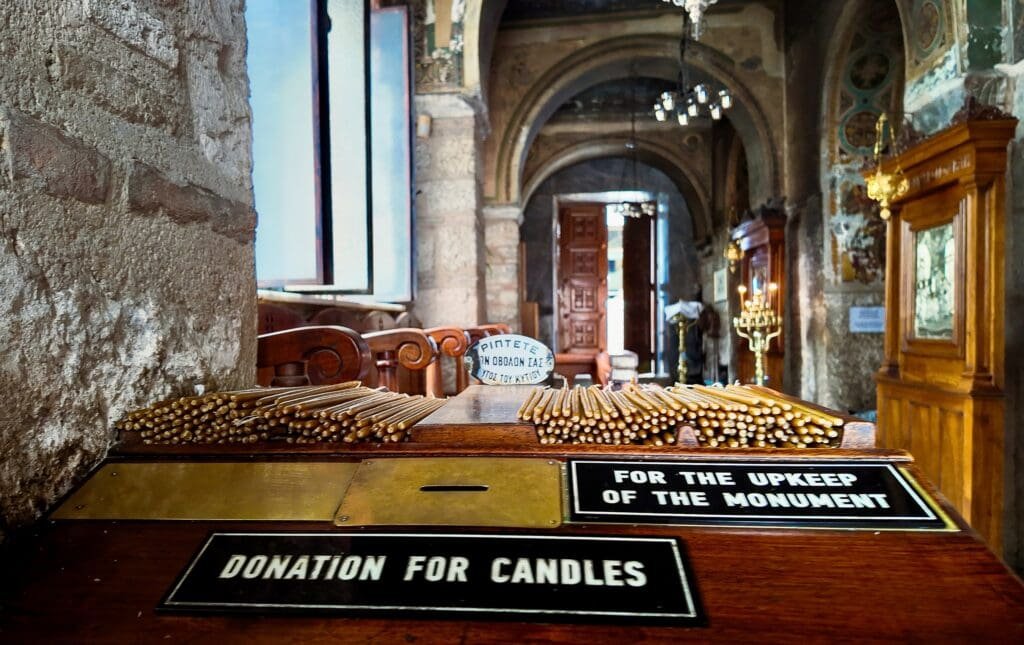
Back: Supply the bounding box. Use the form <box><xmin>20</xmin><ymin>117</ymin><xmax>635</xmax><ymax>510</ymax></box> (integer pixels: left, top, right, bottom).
<box><xmin>493</xmin><ymin>33</ymin><xmax>780</xmax><ymax>208</ymax></box>
<box><xmin>521</xmin><ymin>137</ymin><xmax>713</xmax><ymax>243</ymax></box>
<box><xmin>462</xmin><ymin>0</ymin><xmax>508</xmax><ymax>104</ymax></box>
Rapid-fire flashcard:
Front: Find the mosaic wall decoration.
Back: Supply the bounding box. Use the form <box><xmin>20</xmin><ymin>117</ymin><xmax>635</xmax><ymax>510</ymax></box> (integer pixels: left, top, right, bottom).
<box><xmin>1016</xmin><ymin>0</ymin><xmax>1024</xmax><ymax>63</ymax></box>
<box><xmin>825</xmin><ymin>0</ymin><xmax>904</xmax><ymax>285</ymax></box>
<box><xmin>899</xmin><ymin>0</ymin><xmax>956</xmax><ymax>81</ymax></box>
<box><xmin>503</xmin><ymin>0</ymin><xmax>665</xmax><ymax>22</ymax></box>
<box><xmin>411</xmin><ymin>0</ymin><xmax>465</xmax><ymax>92</ymax></box>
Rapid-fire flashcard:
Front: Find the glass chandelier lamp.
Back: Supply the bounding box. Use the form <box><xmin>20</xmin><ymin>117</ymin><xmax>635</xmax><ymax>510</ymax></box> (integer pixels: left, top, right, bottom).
<box><xmin>659</xmin><ymin>0</ymin><xmax>720</xmax><ymax>39</ymax></box>
<box><xmin>614</xmin><ymin>69</ymin><xmax>656</xmax><ymax>220</ymax></box>
<box><xmin>653</xmin><ymin>15</ymin><xmax>733</xmax><ymax>126</ymax></box>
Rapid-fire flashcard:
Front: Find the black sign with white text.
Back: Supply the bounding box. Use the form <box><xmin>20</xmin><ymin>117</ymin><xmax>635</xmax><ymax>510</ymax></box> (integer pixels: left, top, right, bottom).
<box><xmin>569</xmin><ymin>460</ymin><xmax>950</xmax><ymax>530</ymax></box>
<box><xmin>161</xmin><ymin>532</ymin><xmax>703</xmax><ymax>625</ymax></box>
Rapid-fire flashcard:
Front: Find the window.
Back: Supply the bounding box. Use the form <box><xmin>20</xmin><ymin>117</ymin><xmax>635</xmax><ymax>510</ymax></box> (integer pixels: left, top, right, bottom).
<box><xmin>248</xmin><ymin>0</ymin><xmax>413</xmax><ymax>301</ymax></box>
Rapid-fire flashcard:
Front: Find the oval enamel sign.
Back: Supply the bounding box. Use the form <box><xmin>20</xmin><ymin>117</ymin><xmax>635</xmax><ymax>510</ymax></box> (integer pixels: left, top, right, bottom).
<box><xmin>464</xmin><ymin>334</ymin><xmax>554</xmax><ymax>385</ymax></box>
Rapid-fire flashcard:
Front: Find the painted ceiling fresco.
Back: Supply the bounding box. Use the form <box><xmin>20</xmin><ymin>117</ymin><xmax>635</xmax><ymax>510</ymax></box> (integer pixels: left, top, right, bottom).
<box><xmin>502</xmin><ymin>0</ymin><xmax>674</xmax><ymax>22</ymax></box>
<box><xmin>825</xmin><ymin>0</ymin><xmax>904</xmax><ymax>286</ymax></box>
<box><xmin>552</xmin><ymin>77</ymin><xmax>675</xmax><ymax>119</ymax></box>
<box><xmin>1016</xmin><ymin>0</ymin><xmax>1024</xmax><ymax>62</ymax></box>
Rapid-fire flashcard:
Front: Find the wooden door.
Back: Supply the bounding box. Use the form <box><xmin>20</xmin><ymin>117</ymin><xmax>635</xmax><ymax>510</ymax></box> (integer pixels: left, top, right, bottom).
<box><xmin>623</xmin><ymin>213</ymin><xmax>654</xmax><ymax>372</ymax></box>
<box><xmin>557</xmin><ymin>203</ymin><xmax>607</xmax><ymax>355</ymax></box>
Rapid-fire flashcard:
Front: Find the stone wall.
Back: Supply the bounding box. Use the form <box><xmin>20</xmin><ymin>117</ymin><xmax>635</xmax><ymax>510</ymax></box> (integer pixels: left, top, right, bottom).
<box><xmin>482</xmin><ymin>204</ymin><xmax>522</xmax><ymax>330</ymax></box>
<box><xmin>412</xmin><ymin>94</ymin><xmax>486</xmax><ymax>328</ymax></box>
<box><xmin>0</xmin><ymin>0</ymin><xmax>256</xmax><ymax>535</ymax></box>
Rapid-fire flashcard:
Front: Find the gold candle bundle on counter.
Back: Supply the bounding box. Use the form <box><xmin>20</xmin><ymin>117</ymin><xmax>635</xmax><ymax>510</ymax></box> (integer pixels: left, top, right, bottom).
<box><xmin>116</xmin><ymin>382</ymin><xmax>447</xmax><ymax>445</ymax></box>
<box><xmin>517</xmin><ymin>384</ymin><xmax>685</xmax><ymax>447</ymax></box>
<box><xmin>516</xmin><ymin>383</ymin><xmax>844</xmax><ymax>448</ymax></box>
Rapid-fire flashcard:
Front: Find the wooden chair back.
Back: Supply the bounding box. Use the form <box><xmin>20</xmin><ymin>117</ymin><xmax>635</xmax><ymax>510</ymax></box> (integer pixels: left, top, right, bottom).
<box><xmin>256</xmin><ymin>326</ymin><xmax>372</xmax><ymax>387</ymax></box>
<box><xmin>362</xmin><ymin>328</ymin><xmax>437</xmax><ymax>393</ymax></box>
<box><xmin>423</xmin><ymin>327</ymin><xmax>472</xmax><ymax>397</ymax></box>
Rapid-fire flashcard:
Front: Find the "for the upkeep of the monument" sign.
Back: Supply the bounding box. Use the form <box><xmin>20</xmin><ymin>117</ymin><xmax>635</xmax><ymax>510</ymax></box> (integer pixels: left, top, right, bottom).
<box><xmin>465</xmin><ymin>334</ymin><xmax>554</xmax><ymax>385</ymax></box>
<box><xmin>568</xmin><ymin>460</ymin><xmax>950</xmax><ymax>530</ymax></box>
<box><xmin>161</xmin><ymin>532</ymin><xmax>703</xmax><ymax>625</ymax></box>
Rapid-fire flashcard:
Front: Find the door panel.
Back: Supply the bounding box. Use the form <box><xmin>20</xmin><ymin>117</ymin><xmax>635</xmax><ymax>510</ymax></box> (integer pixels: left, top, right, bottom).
<box><xmin>558</xmin><ymin>204</ymin><xmax>607</xmax><ymax>355</ymax></box>
<box><xmin>623</xmin><ymin>213</ymin><xmax>654</xmax><ymax>372</ymax></box>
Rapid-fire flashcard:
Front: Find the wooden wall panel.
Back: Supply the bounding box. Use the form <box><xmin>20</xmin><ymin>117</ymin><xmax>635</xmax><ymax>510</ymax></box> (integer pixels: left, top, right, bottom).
<box><xmin>938</xmin><ymin>408</ymin><xmax>965</xmax><ymax>512</ymax></box>
<box><xmin>871</xmin><ymin>118</ymin><xmax>1016</xmax><ymax>555</ymax></box>
<box><xmin>910</xmin><ymin>402</ymin><xmax>938</xmax><ymax>489</ymax></box>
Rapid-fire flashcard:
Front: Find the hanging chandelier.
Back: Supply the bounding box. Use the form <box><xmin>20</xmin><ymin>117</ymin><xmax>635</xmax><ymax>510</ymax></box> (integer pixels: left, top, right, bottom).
<box><xmin>652</xmin><ymin>14</ymin><xmax>733</xmax><ymax>125</ymax></box>
<box><xmin>659</xmin><ymin>0</ymin><xmax>719</xmax><ymax>40</ymax></box>
<box><xmin>615</xmin><ymin>65</ymin><xmax>655</xmax><ymax>220</ymax></box>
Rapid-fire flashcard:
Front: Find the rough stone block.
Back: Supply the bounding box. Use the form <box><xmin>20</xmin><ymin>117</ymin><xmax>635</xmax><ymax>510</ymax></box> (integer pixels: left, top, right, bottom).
<box><xmin>1</xmin><ymin>107</ymin><xmax>112</xmax><ymax>204</ymax></box>
<box><xmin>54</xmin><ymin>45</ymin><xmax>186</xmax><ymax>134</ymax></box>
<box><xmin>415</xmin><ymin>178</ymin><xmax>478</xmax><ymax>217</ymax></box>
<box><xmin>128</xmin><ymin>162</ymin><xmax>255</xmax><ymax>243</ymax></box>
<box><xmin>184</xmin><ymin>37</ymin><xmax>253</xmax><ymax>183</ymax></box>
<box><xmin>415</xmin><ymin>120</ymin><xmax>477</xmax><ymax>182</ymax></box>
<box><xmin>84</xmin><ymin>0</ymin><xmax>179</xmax><ymax>68</ymax></box>
<box><xmin>415</xmin><ymin>286</ymin><xmax>481</xmax><ymax>328</ymax></box>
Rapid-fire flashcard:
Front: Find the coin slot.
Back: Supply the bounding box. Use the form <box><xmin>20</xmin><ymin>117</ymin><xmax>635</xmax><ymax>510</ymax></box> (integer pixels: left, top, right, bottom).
<box><xmin>420</xmin><ymin>485</ymin><xmax>489</xmax><ymax>493</ymax></box>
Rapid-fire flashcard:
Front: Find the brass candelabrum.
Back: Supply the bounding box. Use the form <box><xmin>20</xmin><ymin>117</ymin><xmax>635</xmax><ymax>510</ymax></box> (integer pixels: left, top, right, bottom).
<box><xmin>670</xmin><ymin>314</ymin><xmax>698</xmax><ymax>385</ymax></box>
<box><xmin>733</xmin><ymin>283</ymin><xmax>781</xmax><ymax>386</ymax></box>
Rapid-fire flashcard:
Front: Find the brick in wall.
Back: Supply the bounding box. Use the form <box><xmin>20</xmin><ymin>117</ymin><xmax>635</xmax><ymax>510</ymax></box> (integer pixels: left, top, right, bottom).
<box><xmin>0</xmin><ymin>106</ymin><xmax>112</xmax><ymax>204</ymax></box>
<box><xmin>84</xmin><ymin>0</ymin><xmax>179</xmax><ymax>69</ymax></box>
<box><xmin>53</xmin><ymin>45</ymin><xmax>187</xmax><ymax>134</ymax></box>
<box><xmin>127</xmin><ymin>161</ymin><xmax>255</xmax><ymax>243</ymax></box>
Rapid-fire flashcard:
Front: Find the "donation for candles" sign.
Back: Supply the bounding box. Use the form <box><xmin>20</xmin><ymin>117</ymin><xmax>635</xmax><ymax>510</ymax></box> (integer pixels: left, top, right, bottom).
<box><xmin>162</xmin><ymin>532</ymin><xmax>703</xmax><ymax>625</ymax></box>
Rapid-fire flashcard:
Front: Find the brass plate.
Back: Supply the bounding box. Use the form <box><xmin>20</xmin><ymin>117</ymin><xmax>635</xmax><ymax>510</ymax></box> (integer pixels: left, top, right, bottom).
<box><xmin>335</xmin><ymin>458</ymin><xmax>562</xmax><ymax>528</ymax></box>
<box><xmin>53</xmin><ymin>462</ymin><xmax>359</xmax><ymax>521</ymax></box>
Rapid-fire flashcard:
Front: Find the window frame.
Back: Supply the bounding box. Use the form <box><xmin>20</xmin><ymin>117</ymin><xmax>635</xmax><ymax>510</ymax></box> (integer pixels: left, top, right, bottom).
<box><xmin>252</xmin><ymin>0</ymin><xmax>415</xmax><ymax>301</ymax></box>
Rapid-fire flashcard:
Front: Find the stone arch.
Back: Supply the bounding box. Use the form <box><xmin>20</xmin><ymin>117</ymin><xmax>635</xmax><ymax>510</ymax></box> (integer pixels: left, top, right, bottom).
<box><xmin>521</xmin><ymin>137</ymin><xmax>712</xmax><ymax>242</ymax></box>
<box><xmin>493</xmin><ymin>33</ymin><xmax>779</xmax><ymax>207</ymax></box>
<box><xmin>722</xmin><ymin>132</ymin><xmax>750</xmax><ymax>227</ymax></box>
<box><xmin>462</xmin><ymin>0</ymin><xmax>507</xmax><ymax>102</ymax></box>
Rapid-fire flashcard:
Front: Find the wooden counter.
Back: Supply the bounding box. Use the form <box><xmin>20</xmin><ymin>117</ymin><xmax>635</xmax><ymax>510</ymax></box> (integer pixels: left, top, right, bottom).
<box><xmin>4</xmin><ymin>386</ymin><xmax>1023</xmax><ymax>641</ymax></box>
<box><xmin>2</xmin><ymin>448</ymin><xmax>1023</xmax><ymax>642</ymax></box>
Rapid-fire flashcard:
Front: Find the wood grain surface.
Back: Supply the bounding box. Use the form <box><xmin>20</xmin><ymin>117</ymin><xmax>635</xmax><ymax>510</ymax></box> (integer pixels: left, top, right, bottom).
<box><xmin>2</xmin><ymin>451</ymin><xmax>1023</xmax><ymax>642</ymax></box>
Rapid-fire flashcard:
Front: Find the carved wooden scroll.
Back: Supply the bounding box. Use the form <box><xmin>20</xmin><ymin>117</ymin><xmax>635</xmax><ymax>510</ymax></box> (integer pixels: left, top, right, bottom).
<box><xmin>424</xmin><ymin>327</ymin><xmax>471</xmax><ymax>397</ymax></box>
<box><xmin>257</xmin><ymin>326</ymin><xmax>372</xmax><ymax>387</ymax></box>
<box><xmin>363</xmin><ymin>328</ymin><xmax>437</xmax><ymax>392</ymax></box>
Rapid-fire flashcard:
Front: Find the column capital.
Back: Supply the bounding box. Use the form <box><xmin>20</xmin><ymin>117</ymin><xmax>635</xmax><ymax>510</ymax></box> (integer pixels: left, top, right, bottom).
<box><xmin>482</xmin><ymin>203</ymin><xmax>524</xmax><ymax>226</ymax></box>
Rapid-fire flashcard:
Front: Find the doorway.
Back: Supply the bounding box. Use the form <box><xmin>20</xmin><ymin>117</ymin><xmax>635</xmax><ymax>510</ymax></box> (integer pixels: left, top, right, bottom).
<box><xmin>554</xmin><ymin>198</ymin><xmax>658</xmax><ymax>373</ymax></box>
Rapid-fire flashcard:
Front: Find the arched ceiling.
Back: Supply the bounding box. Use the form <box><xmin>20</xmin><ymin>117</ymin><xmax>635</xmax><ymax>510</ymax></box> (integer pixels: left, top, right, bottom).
<box><xmin>491</xmin><ymin>35</ymin><xmax>778</xmax><ymax>208</ymax></box>
<box><xmin>522</xmin><ymin>137</ymin><xmax>712</xmax><ymax>241</ymax></box>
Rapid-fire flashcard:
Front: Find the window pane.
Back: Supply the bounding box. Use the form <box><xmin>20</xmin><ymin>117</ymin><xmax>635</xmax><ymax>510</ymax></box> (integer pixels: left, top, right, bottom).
<box><xmin>370</xmin><ymin>7</ymin><xmax>412</xmax><ymax>301</ymax></box>
<box><xmin>326</xmin><ymin>0</ymin><xmax>371</xmax><ymax>291</ymax></box>
<box><xmin>249</xmin><ymin>0</ymin><xmax>319</xmax><ymax>285</ymax></box>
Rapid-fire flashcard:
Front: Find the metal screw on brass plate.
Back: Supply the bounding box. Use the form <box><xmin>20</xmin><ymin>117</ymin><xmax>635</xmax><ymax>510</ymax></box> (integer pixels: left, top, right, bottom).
<box><xmin>364</xmin><ymin>461</ymin><xmax>372</xmax><ymax>466</ymax></box>
<box><xmin>111</xmin><ymin>471</ymin><xmax>118</xmax><ymax>476</ymax></box>
<box><xmin>548</xmin><ymin>461</ymin><xmax>556</xmax><ymax>465</ymax></box>
<box><xmin>338</xmin><ymin>515</ymin><xmax>349</xmax><ymax>522</ymax></box>
<box><xmin>74</xmin><ymin>504</ymin><xmax>85</xmax><ymax>511</ymax></box>
<box><xmin>549</xmin><ymin>519</ymin><xmax>557</xmax><ymax>525</ymax></box>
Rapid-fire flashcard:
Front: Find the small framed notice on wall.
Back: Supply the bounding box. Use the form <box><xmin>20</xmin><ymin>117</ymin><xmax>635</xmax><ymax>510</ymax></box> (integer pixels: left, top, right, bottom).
<box><xmin>713</xmin><ymin>268</ymin><xmax>727</xmax><ymax>302</ymax></box>
<box><xmin>849</xmin><ymin>306</ymin><xmax>885</xmax><ymax>333</ymax></box>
